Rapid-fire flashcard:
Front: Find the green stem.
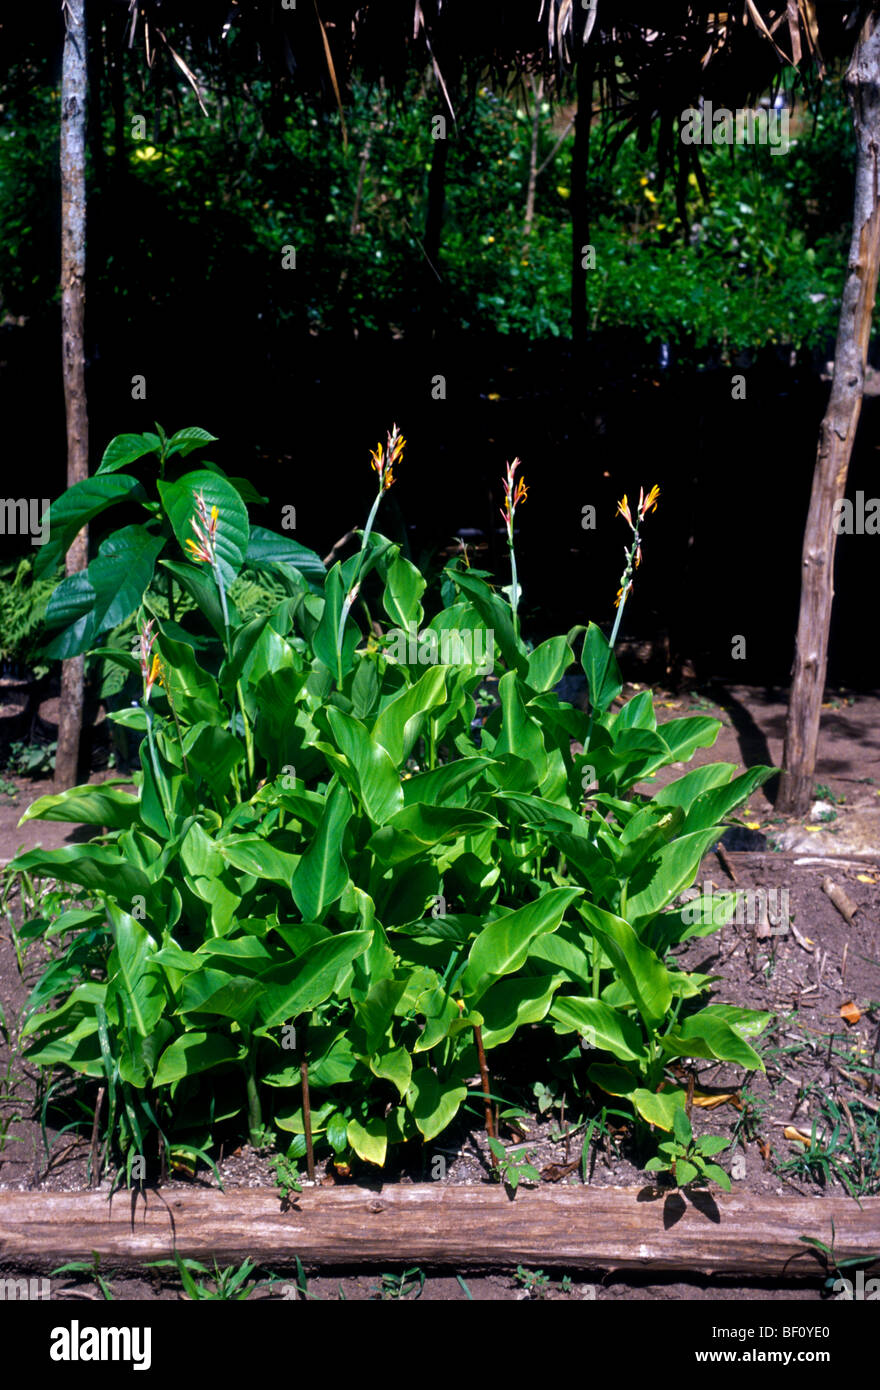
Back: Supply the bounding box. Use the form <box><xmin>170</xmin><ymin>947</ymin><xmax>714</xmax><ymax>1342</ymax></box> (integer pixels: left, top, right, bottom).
<box><xmin>585</xmin><ymin>527</ymin><xmax>641</xmax><ymax>746</ymax></box>
<box><xmin>243</xmin><ymin>1030</ymin><xmax>263</xmax><ymax>1148</ymax></box>
<box><xmin>144</xmin><ymin>708</ymin><xmax>173</xmax><ymax>827</ymax></box>
<box><xmin>508</xmin><ymin>538</ymin><xmax>520</xmax><ymax>642</ymax></box>
<box><xmin>337</xmin><ymin>490</ymin><xmax>383</xmax><ymax>686</ymax></box>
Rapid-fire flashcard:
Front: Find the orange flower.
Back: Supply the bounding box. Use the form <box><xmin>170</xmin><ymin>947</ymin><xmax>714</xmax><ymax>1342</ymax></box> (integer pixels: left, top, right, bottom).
<box><xmin>639</xmin><ymin>484</ymin><xmax>660</xmax><ymax>518</ymax></box>
<box><xmin>370</xmin><ymin>423</ymin><xmax>406</xmax><ymax>491</ymax></box>
<box><xmin>616</xmin><ymin>494</ymin><xmax>633</xmax><ymax>528</ymax></box>
<box><xmin>138</xmin><ymin>620</ymin><xmax>163</xmax><ymax>703</ymax></box>
<box><xmin>185</xmin><ymin>491</ymin><xmax>219</xmax><ymax>565</ymax></box>
<box><xmin>500</xmin><ymin>457</ymin><xmax>528</xmax><ymax>530</ymax></box>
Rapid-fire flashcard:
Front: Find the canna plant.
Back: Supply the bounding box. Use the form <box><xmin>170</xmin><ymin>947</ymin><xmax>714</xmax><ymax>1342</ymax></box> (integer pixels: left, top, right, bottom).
<box><xmin>10</xmin><ymin>428</ymin><xmax>773</xmax><ymax>1182</ymax></box>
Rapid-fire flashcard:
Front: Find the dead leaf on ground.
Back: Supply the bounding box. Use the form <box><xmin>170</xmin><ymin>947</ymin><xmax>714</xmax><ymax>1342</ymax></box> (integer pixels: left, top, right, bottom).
<box><xmin>784</xmin><ymin>1127</ymin><xmax>812</xmax><ymax>1146</ymax></box>
<box><xmin>692</xmin><ymin>1089</ymin><xmax>741</xmax><ymax>1110</ymax></box>
<box><xmin>840</xmin><ymin>1001</ymin><xmax>862</xmax><ymax>1026</ymax></box>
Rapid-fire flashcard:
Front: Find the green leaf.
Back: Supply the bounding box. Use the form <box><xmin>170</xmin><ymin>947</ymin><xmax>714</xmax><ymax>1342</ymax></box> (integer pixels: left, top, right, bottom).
<box><xmin>326</xmin><ymin>708</ymin><xmax>404</xmax><ymax>825</ymax></box>
<box><xmin>369</xmin><ymin>1046</ymin><xmax>412</xmax><ymax>1100</ymax></box>
<box><xmin>368</xmin><ymin>804</ymin><xmax>498</xmax><ymax>867</ymax></box>
<box><xmin>18</xmin><ymin>783</ymin><xmax>140</xmax><ymax>830</ymax></box>
<box><xmin>372</xmin><ymin>666</ymin><xmax>447</xmax><ymax>767</ymax></box>
<box><xmin>655</xmin><ymin>716</ymin><xmax>720</xmax><ymax>763</ymax></box>
<box><xmin>702</xmin><ymin>1163</ymin><xmax>731</xmax><ymax>1191</ymax></box>
<box><xmin>675</xmin><ymin>1158</ymin><xmax>699</xmax><ymax>1187</ymax></box>
<box><xmin>347</xmin><ymin>1116</ymin><xmax>387</xmax><ymax>1166</ymax></box>
<box><xmin>158</xmin><ymin>470</ymin><xmax>250</xmax><ymax>587</ymax></box>
<box><xmin>626</xmin><ymin>828</ymin><xmax>730</xmax><ymax>932</ymax></box>
<box><xmin>549</xmin><ymin>996</ymin><xmax>647</xmax><ymax>1062</ymax></box>
<box><xmin>218</xmin><ymin>835</ymin><xmax>299</xmax><ymax>888</ymax></box>
<box><xmin>8</xmin><ymin>844</ymin><xmax>154</xmax><ymax>905</ymax></box>
<box><xmin>154</xmin><ymin>1032</ymin><xmax>245</xmax><ymax>1087</ymax></box>
<box><xmin>462</xmin><ymin>887</ymin><xmax>583</xmax><ymax>1002</ymax></box>
<box><xmin>665</xmin><ymin>1009</ymin><xmax>765</xmax><ymax>1071</ymax></box>
<box><xmin>579</xmin><ymin>902</ymin><xmax>672</xmax><ymax>1029</ymax></box>
<box><xmin>291</xmin><ymin>781</ymin><xmax>353</xmax><ymax>920</ymax></box>
<box><xmin>96</xmin><ymin>433</ymin><xmax>163</xmax><ymax>475</ymax></box>
<box><xmin>246</xmin><ymin>525</ymin><xmax>326</xmax><ymax>579</ymax></box>
<box><xmin>382</xmin><ymin>554</ymin><xmax>426</xmax><ymax>630</ymax></box>
<box><xmin>35</xmin><ymin>474</ymin><xmax>148</xmax><ymax>578</ymax></box>
<box><xmin>451</xmin><ymin>568</ymin><xmax>528</xmax><ymax>677</ymax></box>
<box><xmin>493</xmin><ymin>671</ymin><xmax>548</xmax><ymax>781</ymax></box>
<box><xmin>107</xmin><ymin>907</ymin><xmax>165</xmax><ymax>1037</ymax></box>
<box><xmin>407</xmin><ymin>1068</ymin><xmax>468</xmax><ymax>1142</ymax></box>
<box><xmin>160</xmin><ymin>560</ymin><xmax>229</xmax><ymax>639</ymax></box>
<box><xmin>257</xmin><ymin>931</ymin><xmax>372</xmax><ymax>1028</ymax></box>
<box><xmin>526</xmin><ymin>636</ymin><xmax>573</xmax><ymax>693</ymax></box>
<box><xmin>581</xmin><ymin>622</ymin><xmax>622</xmax><ymax>714</ymax></box>
<box><xmin>682</xmin><ymin>765</ymin><xmax>777</xmax><ymax>835</ymax></box>
<box><xmin>157</xmin><ymin>633</ymin><xmax>225</xmax><ymax>723</ymax></box>
<box><xmin>673</xmin><ymin>1106</ymin><xmax>692</xmax><ymax>1147</ymax></box>
<box><xmin>479</xmin><ymin>974</ymin><xmax>563</xmax><ymax>1048</ymax></box>
<box><xmin>165</xmin><ymin>427</ymin><xmax>219</xmax><ymax>459</ymax></box>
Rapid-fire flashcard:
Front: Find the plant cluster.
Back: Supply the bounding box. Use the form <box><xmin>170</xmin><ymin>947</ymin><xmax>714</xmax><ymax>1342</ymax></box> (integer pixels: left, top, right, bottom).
<box><xmin>10</xmin><ymin>425</ymin><xmax>774</xmax><ymax>1183</ymax></box>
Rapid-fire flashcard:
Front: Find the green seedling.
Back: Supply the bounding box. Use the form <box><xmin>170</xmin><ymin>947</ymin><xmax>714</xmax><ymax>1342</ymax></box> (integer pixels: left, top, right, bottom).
<box><xmin>644</xmin><ymin>1108</ymin><xmax>731</xmax><ymax>1191</ymax></box>
<box><xmin>373</xmin><ymin>1267</ymin><xmax>425</xmax><ymax>1300</ymax></box>
<box><xmin>269</xmin><ymin>1153</ymin><xmax>302</xmax><ymax>1207</ymax></box>
<box><xmin>52</xmin><ymin>1253</ymin><xmax>115</xmax><ymax>1301</ymax></box>
<box><xmin>488</xmin><ymin>1137</ymin><xmax>542</xmax><ymax>1193</ymax></box>
<box><xmin>515</xmin><ymin>1266</ymin><xmax>550</xmax><ymax>1298</ymax></box>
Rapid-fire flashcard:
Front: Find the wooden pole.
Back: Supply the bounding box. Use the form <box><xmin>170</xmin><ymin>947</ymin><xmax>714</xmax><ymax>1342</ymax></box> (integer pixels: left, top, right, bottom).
<box><xmin>0</xmin><ymin>1187</ymin><xmax>876</xmax><ymax>1277</ymax></box>
<box><xmin>56</xmin><ymin>0</ymin><xmax>90</xmax><ymax>792</ymax></box>
<box><xmin>779</xmin><ymin>15</ymin><xmax>880</xmax><ymax>815</ymax></box>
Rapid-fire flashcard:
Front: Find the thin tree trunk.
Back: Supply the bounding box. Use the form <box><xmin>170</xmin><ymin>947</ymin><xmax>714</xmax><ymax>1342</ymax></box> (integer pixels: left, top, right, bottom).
<box><xmin>570</xmin><ymin>49</ymin><xmax>594</xmax><ymax>345</ymax></box>
<box><xmin>524</xmin><ymin>75</ymin><xmax>544</xmax><ymax>240</ymax></box>
<box><xmin>779</xmin><ymin>16</ymin><xmax>880</xmax><ymax>815</ymax></box>
<box><xmin>56</xmin><ymin>0</ymin><xmax>90</xmax><ymax>792</ymax></box>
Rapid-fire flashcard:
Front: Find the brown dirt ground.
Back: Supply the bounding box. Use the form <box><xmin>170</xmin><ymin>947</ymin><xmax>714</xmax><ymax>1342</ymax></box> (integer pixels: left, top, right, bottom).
<box><xmin>1</xmin><ymin>680</ymin><xmax>879</xmax><ymax>1301</ymax></box>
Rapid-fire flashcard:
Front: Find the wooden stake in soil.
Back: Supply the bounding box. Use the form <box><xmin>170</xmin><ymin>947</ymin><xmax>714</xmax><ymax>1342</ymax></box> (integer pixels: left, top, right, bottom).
<box><xmin>299</xmin><ymin>1019</ymin><xmax>315</xmax><ymax>1183</ymax></box>
<box><xmin>473</xmin><ymin>1024</ymin><xmax>498</xmax><ymax>1168</ymax></box>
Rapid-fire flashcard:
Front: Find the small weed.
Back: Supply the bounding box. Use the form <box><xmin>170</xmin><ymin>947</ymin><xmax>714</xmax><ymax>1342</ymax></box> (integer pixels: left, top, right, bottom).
<box><xmin>148</xmin><ymin>1251</ymin><xmax>266</xmax><ymax>1300</ymax></box>
<box><xmin>488</xmin><ymin>1137</ymin><xmax>542</xmax><ymax>1193</ymax></box>
<box><xmin>269</xmin><ymin>1152</ymin><xmax>302</xmax><ymax>1209</ymax></box>
<box><xmin>52</xmin><ymin>1253</ymin><xmax>115</xmax><ymax>1301</ymax></box>
<box><xmin>515</xmin><ymin>1266</ymin><xmax>550</xmax><ymax>1299</ymax></box>
<box><xmin>645</xmin><ymin>1109</ymin><xmax>731</xmax><ymax>1191</ymax></box>
<box><xmin>373</xmin><ymin>1267</ymin><xmax>425</xmax><ymax>1300</ymax></box>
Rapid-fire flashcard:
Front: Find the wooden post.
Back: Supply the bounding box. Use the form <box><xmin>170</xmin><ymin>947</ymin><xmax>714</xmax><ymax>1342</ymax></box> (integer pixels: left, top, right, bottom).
<box><xmin>55</xmin><ymin>0</ymin><xmax>90</xmax><ymax>792</ymax></box>
<box><xmin>779</xmin><ymin>16</ymin><xmax>880</xmax><ymax>815</ymax></box>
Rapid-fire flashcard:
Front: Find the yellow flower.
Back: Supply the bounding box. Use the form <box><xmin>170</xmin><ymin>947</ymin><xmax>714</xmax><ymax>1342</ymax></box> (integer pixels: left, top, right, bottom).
<box><xmin>556</xmin><ymin>185</ymin><xmax>570</xmax><ymax>199</ymax></box>
<box><xmin>185</xmin><ymin>491</ymin><xmax>219</xmax><ymax>564</ymax></box>
<box><xmin>370</xmin><ymin>423</ymin><xmax>406</xmax><ymax>491</ymax></box>
<box><xmin>640</xmin><ymin>483</ymin><xmax>660</xmax><ymax>517</ymax></box>
<box><xmin>616</xmin><ymin>494</ymin><xmax>634</xmax><ymax>528</ymax></box>
<box><xmin>644</xmin><ymin>189</ymin><xmax>657</xmax><ymax>204</ymax></box>
<box><xmin>639</xmin><ymin>177</ymin><xmax>649</xmax><ymax>187</ymax></box>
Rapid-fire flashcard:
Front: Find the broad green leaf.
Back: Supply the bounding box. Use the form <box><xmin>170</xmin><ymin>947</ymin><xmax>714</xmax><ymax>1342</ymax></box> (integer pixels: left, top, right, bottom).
<box><xmin>462</xmin><ymin>886</ymin><xmax>583</xmax><ymax>1002</ymax></box>
<box><xmin>682</xmin><ymin>765</ymin><xmax>777</xmax><ymax>835</ymax></box>
<box><xmin>219</xmin><ymin>835</ymin><xmax>299</xmax><ymax>887</ymax></box>
<box><xmin>656</xmin><ymin>716</ymin><xmax>720</xmax><ymax>763</ymax></box>
<box><xmin>291</xmin><ymin>781</ymin><xmax>352</xmax><ymax>921</ymax></box>
<box><xmin>549</xmin><ymin>996</ymin><xmax>647</xmax><ymax>1062</ymax></box>
<box><xmin>347</xmin><ymin>1116</ymin><xmax>387</xmax><ymax>1166</ymax></box>
<box><xmin>107</xmin><ymin>908</ymin><xmax>165</xmax><ymax>1037</ymax></box>
<box><xmin>154</xmin><ymin>1032</ymin><xmax>245</xmax><ymax>1087</ymax></box>
<box><xmin>257</xmin><ymin>931</ymin><xmax>372</xmax><ymax>1027</ymax></box>
<box><xmin>326</xmin><ymin>708</ymin><xmax>404</xmax><ymax>825</ymax></box>
<box><xmin>369</xmin><ymin>1046</ymin><xmax>412</xmax><ymax>1100</ymax></box>
<box><xmin>401</xmin><ymin>757</ymin><xmax>492</xmax><ymax>808</ymax></box>
<box><xmin>382</xmin><ymin>554</ymin><xmax>426</xmax><ymax>629</ymax></box>
<box><xmin>160</xmin><ymin>559</ymin><xmax>230</xmax><ymax>639</ymax></box>
<box><xmin>96</xmin><ymin>432</ymin><xmax>163</xmax><ymax>475</ymax></box>
<box><xmin>372</xmin><ymin>665</ymin><xmax>447</xmax><ymax>767</ymax></box>
<box><xmin>493</xmin><ymin>670</ymin><xmax>548</xmax><ymax>781</ymax></box>
<box><xmin>35</xmin><ymin>473</ymin><xmax>148</xmax><ymax>578</ymax></box>
<box><xmin>526</xmin><ymin>636</ymin><xmax>573</xmax><ymax>693</ymax></box>
<box><xmin>407</xmin><ymin>1068</ymin><xmax>468</xmax><ymax>1142</ymax></box>
<box><xmin>652</xmin><ymin>763</ymin><xmax>735</xmax><ymax>812</ymax></box>
<box><xmin>451</xmin><ymin>568</ymin><xmax>528</xmax><ymax>677</ymax></box>
<box><xmin>626</xmin><ymin>827</ymin><xmax>729</xmax><ymax>932</ymax></box>
<box><xmin>8</xmin><ymin>844</ymin><xmax>154</xmax><ymax>905</ymax></box>
<box><xmin>664</xmin><ymin>1009</ymin><xmax>765</xmax><ymax>1070</ymax></box>
<box><xmin>368</xmin><ymin>804</ymin><xmax>498</xmax><ymax>866</ymax></box>
<box><xmin>581</xmin><ymin>622</ymin><xmax>622</xmax><ymax>713</ymax></box>
<box><xmin>165</xmin><ymin>426</ymin><xmax>219</xmax><ymax>459</ymax></box>
<box><xmin>18</xmin><ymin>783</ymin><xmax>140</xmax><ymax>830</ymax></box>
<box><xmin>479</xmin><ymin>974</ymin><xmax>563</xmax><ymax>1048</ymax></box>
<box><xmin>246</xmin><ymin>525</ymin><xmax>326</xmax><ymax>579</ymax></box>
<box><xmin>579</xmin><ymin>901</ymin><xmax>672</xmax><ymax>1029</ymax></box>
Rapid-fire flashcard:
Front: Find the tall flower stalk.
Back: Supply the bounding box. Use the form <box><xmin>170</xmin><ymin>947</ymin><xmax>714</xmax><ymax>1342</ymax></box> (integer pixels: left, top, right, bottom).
<box><xmin>138</xmin><ymin>619</ymin><xmax>173</xmax><ymax>825</ymax></box>
<box><xmin>186</xmin><ymin>490</ymin><xmax>254</xmax><ymax>794</ymax></box>
<box><xmin>500</xmin><ymin>457</ymin><xmax>528</xmax><ymax>639</ymax></box>
<box><xmin>336</xmin><ymin>425</ymin><xmax>405</xmax><ymax>685</ymax></box>
<box><xmin>586</xmin><ymin>484</ymin><xmax>660</xmax><ymax>745</ymax></box>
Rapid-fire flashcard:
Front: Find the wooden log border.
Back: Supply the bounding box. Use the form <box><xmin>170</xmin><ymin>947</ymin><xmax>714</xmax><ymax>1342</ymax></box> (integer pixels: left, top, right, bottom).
<box><xmin>1</xmin><ymin>1187</ymin><xmax>878</xmax><ymax>1277</ymax></box>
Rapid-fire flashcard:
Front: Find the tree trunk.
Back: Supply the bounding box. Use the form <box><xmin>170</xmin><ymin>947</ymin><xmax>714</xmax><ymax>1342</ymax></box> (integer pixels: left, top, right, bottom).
<box><xmin>779</xmin><ymin>17</ymin><xmax>880</xmax><ymax>815</ymax></box>
<box><xmin>570</xmin><ymin>48</ymin><xmax>594</xmax><ymax>344</ymax></box>
<box><xmin>56</xmin><ymin>0</ymin><xmax>90</xmax><ymax>792</ymax></box>
<box><xmin>524</xmin><ymin>75</ymin><xmax>544</xmax><ymax>240</ymax></box>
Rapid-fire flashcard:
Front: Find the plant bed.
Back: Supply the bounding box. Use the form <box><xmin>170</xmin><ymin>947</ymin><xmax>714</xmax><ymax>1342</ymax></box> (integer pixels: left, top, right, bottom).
<box><xmin>2</xmin><ymin>429</ymin><xmax>880</xmax><ymax>1303</ymax></box>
